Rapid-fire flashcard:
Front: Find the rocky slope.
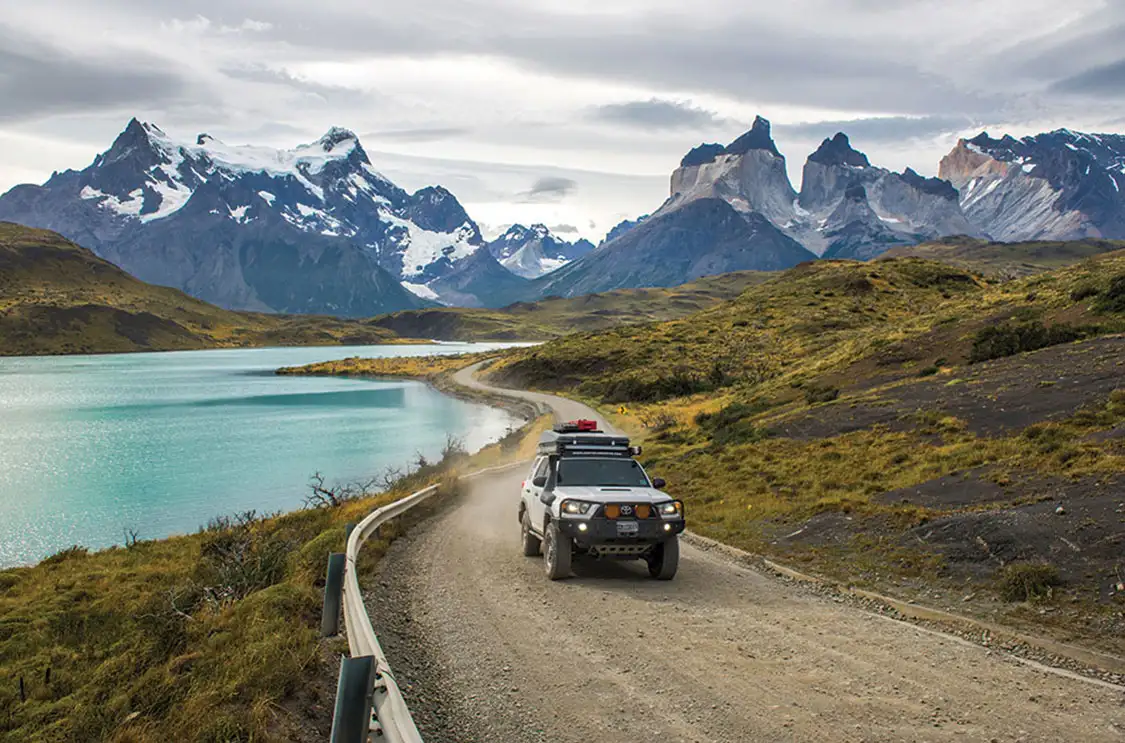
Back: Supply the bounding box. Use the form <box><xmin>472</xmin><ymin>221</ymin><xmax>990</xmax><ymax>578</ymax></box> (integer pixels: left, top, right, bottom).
<box><xmin>0</xmin><ymin>120</ymin><xmax>485</xmax><ymax>315</ymax></box>
<box><xmin>534</xmin><ymin>197</ymin><xmax>814</xmax><ymax>298</ymax></box>
<box><xmin>939</xmin><ymin>129</ymin><xmax>1125</xmax><ymax>242</ymax></box>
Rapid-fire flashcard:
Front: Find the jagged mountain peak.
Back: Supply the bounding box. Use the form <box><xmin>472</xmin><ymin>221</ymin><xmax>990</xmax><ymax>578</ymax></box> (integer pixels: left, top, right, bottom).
<box><xmin>898</xmin><ymin>168</ymin><xmax>958</xmax><ymax>201</ymax></box>
<box><xmin>678</xmin><ymin>116</ymin><xmax>782</xmax><ymax>169</ymax></box>
<box><xmin>724</xmin><ymin>115</ymin><xmax>781</xmax><ymax>158</ymax></box>
<box><xmin>317</xmin><ymin>126</ymin><xmax>359</xmax><ymax>149</ymax></box>
<box><xmin>680</xmin><ymin>143</ymin><xmax>725</xmax><ymax>168</ymax></box>
<box><xmin>809</xmin><ymin>133</ymin><xmax>871</xmax><ymax>168</ymax></box>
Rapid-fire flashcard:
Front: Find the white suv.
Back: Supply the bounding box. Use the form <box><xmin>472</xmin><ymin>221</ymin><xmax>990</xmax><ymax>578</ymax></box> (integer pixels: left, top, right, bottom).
<box><xmin>518</xmin><ymin>420</ymin><xmax>685</xmax><ymax>580</ymax></box>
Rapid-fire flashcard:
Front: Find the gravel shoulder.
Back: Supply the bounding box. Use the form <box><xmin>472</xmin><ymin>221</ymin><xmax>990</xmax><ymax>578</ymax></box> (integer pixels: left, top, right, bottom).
<box><xmin>362</xmin><ymin>364</ymin><xmax>1125</xmax><ymax>743</ymax></box>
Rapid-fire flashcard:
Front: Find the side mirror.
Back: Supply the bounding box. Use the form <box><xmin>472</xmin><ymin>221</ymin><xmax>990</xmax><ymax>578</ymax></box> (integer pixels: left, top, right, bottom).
<box><xmin>540</xmin><ymin>492</ymin><xmax>556</xmax><ymax>506</ymax></box>
<box><xmin>532</xmin><ymin>476</ymin><xmax>547</xmax><ymax>487</ymax></box>
<box><xmin>652</xmin><ymin>477</ymin><xmax>667</xmax><ymax>490</ymax></box>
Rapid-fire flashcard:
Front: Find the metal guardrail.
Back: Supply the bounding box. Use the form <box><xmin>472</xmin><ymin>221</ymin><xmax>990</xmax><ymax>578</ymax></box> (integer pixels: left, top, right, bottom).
<box><xmin>339</xmin><ymin>460</ymin><xmax>530</xmax><ymax>742</ymax></box>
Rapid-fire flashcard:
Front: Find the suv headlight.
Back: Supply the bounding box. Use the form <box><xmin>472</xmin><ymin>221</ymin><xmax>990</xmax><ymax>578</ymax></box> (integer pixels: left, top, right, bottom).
<box><xmin>658</xmin><ymin>501</ymin><xmax>684</xmax><ymax>517</ymax></box>
<box><xmin>560</xmin><ymin>499</ymin><xmax>595</xmax><ymax>516</ymax></box>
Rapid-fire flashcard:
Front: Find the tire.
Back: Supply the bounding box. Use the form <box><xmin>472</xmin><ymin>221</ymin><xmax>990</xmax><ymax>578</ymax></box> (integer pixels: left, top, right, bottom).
<box><xmin>544</xmin><ymin>520</ymin><xmax>572</xmax><ymax>580</ymax></box>
<box><xmin>647</xmin><ymin>535</ymin><xmax>680</xmax><ymax>580</ymax></box>
<box><xmin>521</xmin><ymin>510</ymin><xmax>541</xmax><ymax>557</ymax></box>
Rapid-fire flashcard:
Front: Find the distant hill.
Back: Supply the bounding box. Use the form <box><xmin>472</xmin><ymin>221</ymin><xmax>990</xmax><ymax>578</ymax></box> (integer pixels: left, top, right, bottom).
<box><xmin>0</xmin><ymin>223</ymin><xmax>399</xmax><ymax>356</ymax></box>
<box><xmin>0</xmin><ymin>223</ymin><xmax>773</xmax><ymax>355</ymax></box>
<box><xmin>367</xmin><ymin>270</ymin><xmax>771</xmax><ymax>340</ymax></box>
<box><xmin>883</xmin><ymin>236</ymin><xmax>1125</xmax><ymax>277</ymax></box>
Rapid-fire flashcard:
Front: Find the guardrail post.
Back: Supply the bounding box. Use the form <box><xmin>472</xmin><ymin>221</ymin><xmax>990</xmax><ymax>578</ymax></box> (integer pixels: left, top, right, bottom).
<box><xmin>330</xmin><ymin>655</ymin><xmax>376</xmax><ymax>743</ymax></box>
<box><xmin>321</xmin><ymin>552</ymin><xmax>347</xmax><ymax>637</ymax></box>
<box><xmin>345</xmin><ymin>522</ymin><xmax>356</xmax><ymax>541</ymax></box>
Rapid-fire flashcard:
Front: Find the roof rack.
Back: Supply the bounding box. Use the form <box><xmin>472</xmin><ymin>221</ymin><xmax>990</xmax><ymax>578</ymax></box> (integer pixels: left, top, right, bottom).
<box><xmin>537</xmin><ymin>426</ymin><xmax>639</xmax><ymax>458</ymax></box>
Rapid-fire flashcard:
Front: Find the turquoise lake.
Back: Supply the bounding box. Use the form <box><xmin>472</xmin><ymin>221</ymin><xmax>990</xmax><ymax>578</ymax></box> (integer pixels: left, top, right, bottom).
<box><xmin>0</xmin><ymin>344</ymin><xmax>525</xmax><ymax>567</ymax></box>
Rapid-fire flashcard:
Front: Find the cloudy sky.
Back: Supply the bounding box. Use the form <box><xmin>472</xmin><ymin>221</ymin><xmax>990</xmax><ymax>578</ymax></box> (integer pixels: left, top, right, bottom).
<box><xmin>3</xmin><ymin>0</ymin><xmax>1125</xmax><ymax>240</ymax></box>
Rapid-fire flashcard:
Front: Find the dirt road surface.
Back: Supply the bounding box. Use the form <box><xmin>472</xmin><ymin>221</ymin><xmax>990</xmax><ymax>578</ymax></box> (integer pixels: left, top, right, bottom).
<box><xmin>363</xmin><ymin>363</ymin><xmax>1125</xmax><ymax>742</ymax></box>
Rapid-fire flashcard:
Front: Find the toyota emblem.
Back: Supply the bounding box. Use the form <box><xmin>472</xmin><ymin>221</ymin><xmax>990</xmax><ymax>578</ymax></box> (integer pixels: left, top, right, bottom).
<box><xmin>621</xmin><ymin>505</ymin><xmax>633</xmax><ymax>515</ymax></box>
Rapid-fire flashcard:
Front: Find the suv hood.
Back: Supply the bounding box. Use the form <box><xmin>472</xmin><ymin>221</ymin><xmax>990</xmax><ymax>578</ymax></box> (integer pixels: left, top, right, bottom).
<box><xmin>553</xmin><ymin>485</ymin><xmax>670</xmax><ymax>504</ymax></box>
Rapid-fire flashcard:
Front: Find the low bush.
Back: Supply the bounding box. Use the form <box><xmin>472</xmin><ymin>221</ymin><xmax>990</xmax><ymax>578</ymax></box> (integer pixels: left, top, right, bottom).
<box><xmin>1093</xmin><ymin>274</ymin><xmax>1125</xmax><ymax>314</ymax></box>
<box><xmin>998</xmin><ymin>562</ymin><xmax>1061</xmax><ymax>602</ymax></box>
<box><xmin>599</xmin><ymin>371</ymin><xmax>711</xmax><ymax>403</ymax></box>
<box><xmin>804</xmin><ymin>384</ymin><xmax>840</xmax><ymax>404</ymax></box>
<box><xmin>695</xmin><ymin>402</ymin><xmax>772</xmax><ymax>446</ymax></box>
<box><xmin>968</xmin><ymin>321</ymin><xmax>1095</xmax><ymax>363</ymax></box>
<box><xmin>1070</xmin><ymin>283</ymin><xmax>1101</xmax><ymax>302</ymax></box>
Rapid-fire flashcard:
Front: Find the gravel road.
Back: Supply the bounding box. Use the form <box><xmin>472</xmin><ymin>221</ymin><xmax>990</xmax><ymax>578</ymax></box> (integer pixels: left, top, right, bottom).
<box><xmin>364</xmin><ymin>364</ymin><xmax>1125</xmax><ymax>742</ymax></box>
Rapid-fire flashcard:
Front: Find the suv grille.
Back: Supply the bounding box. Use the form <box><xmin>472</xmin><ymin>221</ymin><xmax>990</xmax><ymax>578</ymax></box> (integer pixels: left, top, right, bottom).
<box><xmin>602</xmin><ymin>504</ymin><xmax>654</xmax><ymax>519</ymax></box>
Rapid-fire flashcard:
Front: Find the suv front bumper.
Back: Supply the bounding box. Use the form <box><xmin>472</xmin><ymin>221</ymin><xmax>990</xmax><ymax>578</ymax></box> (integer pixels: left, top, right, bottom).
<box><xmin>556</xmin><ymin>517</ymin><xmax>685</xmax><ymax>545</ymax></box>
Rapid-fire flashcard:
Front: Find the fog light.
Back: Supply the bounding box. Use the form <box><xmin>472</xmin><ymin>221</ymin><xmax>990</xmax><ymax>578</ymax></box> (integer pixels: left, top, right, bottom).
<box><xmin>664</xmin><ymin>523</ymin><xmax>672</xmax><ymax>532</ymax></box>
<box><xmin>578</xmin><ymin>523</ymin><xmax>588</xmax><ymax>532</ymax></box>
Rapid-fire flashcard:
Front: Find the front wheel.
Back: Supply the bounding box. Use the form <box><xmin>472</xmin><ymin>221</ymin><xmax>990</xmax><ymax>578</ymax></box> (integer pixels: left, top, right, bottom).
<box><xmin>647</xmin><ymin>536</ymin><xmax>680</xmax><ymax>580</ymax></box>
<box><xmin>521</xmin><ymin>511</ymin><xmax>541</xmax><ymax>557</ymax></box>
<box><xmin>544</xmin><ymin>521</ymin><xmax>572</xmax><ymax>580</ymax></box>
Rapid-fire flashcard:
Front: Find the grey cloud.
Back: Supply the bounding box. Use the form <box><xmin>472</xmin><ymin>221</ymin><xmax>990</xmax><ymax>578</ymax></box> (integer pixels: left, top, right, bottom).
<box><xmin>368</xmin><ymin>127</ymin><xmax>472</xmax><ymax>143</ymax></box>
<box><xmin>1050</xmin><ymin>59</ymin><xmax>1125</xmax><ymax>96</ymax></box>
<box><xmin>221</xmin><ymin>65</ymin><xmax>364</xmax><ymax>100</ymax></box>
<box><xmin>518</xmin><ymin>176</ymin><xmax>577</xmax><ymax>203</ymax></box>
<box><xmin>548</xmin><ymin>223</ymin><xmax>578</xmax><ymax>234</ymax></box>
<box><xmin>590</xmin><ymin>99</ymin><xmax>725</xmax><ymax>130</ymax></box>
<box><xmin>106</xmin><ymin>2</ymin><xmax>1001</xmax><ymax>118</ymax></box>
<box><xmin>0</xmin><ymin>25</ymin><xmax>191</xmax><ymax>122</ymax></box>
<box><xmin>778</xmin><ymin>115</ymin><xmax>979</xmax><ymax>143</ymax></box>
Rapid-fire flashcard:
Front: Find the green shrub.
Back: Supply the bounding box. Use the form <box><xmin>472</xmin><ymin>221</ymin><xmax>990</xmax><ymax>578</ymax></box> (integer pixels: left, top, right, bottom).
<box><xmin>695</xmin><ymin>402</ymin><xmax>772</xmax><ymax>445</ymax></box>
<box><xmin>969</xmin><ymin>321</ymin><xmax>1094</xmax><ymax>363</ymax></box>
<box><xmin>917</xmin><ymin>365</ymin><xmax>939</xmax><ymax>377</ymax></box>
<box><xmin>1070</xmin><ymin>283</ymin><xmax>1100</xmax><ymax>302</ymax></box>
<box><xmin>1093</xmin><ymin>274</ymin><xmax>1125</xmax><ymax>313</ymax></box>
<box><xmin>804</xmin><ymin>384</ymin><xmax>840</xmax><ymax>404</ymax></box>
<box><xmin>599</xmin><ymin>371</ymin><xmax>711</xmax><ymax>403</ymax></box>
<box><xmin>998</xmin><ymin>562</ymin><xmax>1061</xmax><ymax>602</ymax></box>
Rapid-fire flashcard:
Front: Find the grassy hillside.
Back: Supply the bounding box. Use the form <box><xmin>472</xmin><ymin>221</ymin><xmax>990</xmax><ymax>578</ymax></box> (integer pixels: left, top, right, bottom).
<box><xmin>366</xmin><ymin>271</ymin><xmax>771</xmax><ymax>340</ymax></box>
<box><xmin>489</xmin><ymin>252</ymin><xmax>1125</xmax><ymax>651</ymax></box>
<box><xmin>884</xmin><ymin>236</ymin><xmax>1125</xmax><ymax>278</ymax></box>
<box><xmin>0</xmin><ymin>223</ymin><xmax>402</xmax><ymax>356</ymax></box>
<box><xmin>0</xmin><ymin>421</ymin><xmax>546</xmax><ymax>742</ymax></box>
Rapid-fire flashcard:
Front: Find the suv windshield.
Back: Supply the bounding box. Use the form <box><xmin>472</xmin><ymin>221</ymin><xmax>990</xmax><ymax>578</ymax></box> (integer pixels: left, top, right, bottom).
<box><xmin>556</xmin><ymin>458</ymin><xmax>650</xmax><ymax>487</ymax></box>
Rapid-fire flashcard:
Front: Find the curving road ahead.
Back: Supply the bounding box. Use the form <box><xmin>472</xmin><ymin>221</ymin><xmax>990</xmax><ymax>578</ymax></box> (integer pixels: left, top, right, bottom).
<box><xmin>364</xmin><ymin>363</ymin><xmax>1124</xmax><ymax>743</ymax></box>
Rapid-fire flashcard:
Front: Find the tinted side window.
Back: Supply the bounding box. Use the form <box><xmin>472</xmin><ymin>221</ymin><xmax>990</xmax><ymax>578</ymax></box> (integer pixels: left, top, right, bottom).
<box><xmin>533</xmin><ymin>458</ymin><xmax>549</xmax><ymax>480</ymax></box>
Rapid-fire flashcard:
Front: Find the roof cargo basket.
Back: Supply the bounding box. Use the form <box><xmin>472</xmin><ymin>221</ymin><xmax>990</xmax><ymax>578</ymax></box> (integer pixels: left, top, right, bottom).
<box><xmin>554</xmin><ymin>419</ymin><xmax>600</xmax><ymax>433</ymax></box>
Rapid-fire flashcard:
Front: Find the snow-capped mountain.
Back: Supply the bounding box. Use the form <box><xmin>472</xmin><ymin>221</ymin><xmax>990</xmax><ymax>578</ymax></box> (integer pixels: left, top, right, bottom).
<box><xmin>0</xmin><ymin>119</ymin><xmax>488</xmax><ymax>314</ymax></box>
<box><xmin>939</xmin><ymin>130</ymin><xmax>1125</xmax><ymax>241</ymax></box>
<box><xmin>486</xmin><ymin>224</ymin><xmax>595</xmax><ymax>279</ymax></box>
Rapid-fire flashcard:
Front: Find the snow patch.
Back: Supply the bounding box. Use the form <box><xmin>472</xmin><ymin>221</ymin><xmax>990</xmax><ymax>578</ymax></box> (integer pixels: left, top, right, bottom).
<box><xmin>258</xmin><ymin>191</ymin><xmax>276</xmax><ymax>205</ymax></box>
<box><xmin>401</xmin><ymin>281</ymin><xmax>440</xmax><ymax>301</ymax></box>
<box><xmin>384</xmin><ymin>214</ymin><xmax>479</xmax><ymax>277</ymax></box>
<box><xmin>80</xmin><ymin>186</ymin><xmax>145</xmax><ymax>218</ymax></box>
